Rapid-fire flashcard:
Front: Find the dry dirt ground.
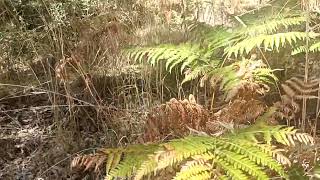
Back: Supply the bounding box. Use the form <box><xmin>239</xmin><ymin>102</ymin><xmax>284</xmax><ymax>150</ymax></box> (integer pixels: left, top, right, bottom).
<box><xmin>0</xmin><ymin>94</ymin><xmax>120</xmax><ymax>180</ymax></box>
<box><xmin>1</xmin><ymin>95</ymin><xmax>69</xmax><ymax>179</ymax></box>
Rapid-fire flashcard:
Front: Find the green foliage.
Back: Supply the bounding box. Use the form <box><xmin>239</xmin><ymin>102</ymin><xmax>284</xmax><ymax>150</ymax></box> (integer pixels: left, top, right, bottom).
<box><xmin>105</xmin><ymin>144</ymin><xmax>159</xmax><ymax>178</ymax></box>
<box><xmin>127</xmin><ymin>43</ymin><xmax>220</xmax><ymax>73</ymax></box>
<box><xmin>313</xmin><ymin>164</ymin><xmax>320</xmax><ymax>179</ymax></box>
<box><xmin>216</xmin><ymin>59</ymin><xmax>278</xmax><ymax>101</ymax></box>
<box><xmin>240</xmin><ymin>16</ymin><xmax>306</xmax><ymax>36</ymax></box>
<box><xmin>216</xmin><ymin>59</ymin><xmax>278</xmax><ymax>91</ymax></box>
<box><xmin>126</xmin><ymin>42</ymin><xmax>223</xmax><ymax>86</ymax></box>
<box><xmin>226</xmin><ymin>32</ymin><xmax>319</xmax><ymax>57</ymax></box>
<box><xmin>292</xmin><ymin>41</ymin><xmax>320</xmax><ymax>55</ymax></box>
<box><xmin>287</xmin><ymin>165</ymin><xmax>309</xmax><ymax>180</ymax></box>
<box><xmin>126</xmin><ymin>15</ymin><xmax>312</xmax><ymax>96</ymax></box>
<box><xmin>128</xmin><ymin>40</ymin><xmax>278</xmax><ymax>101</ymax></box>
<box><xmin>202</xmin><ymin>26</ymin><xmax>233</xmax><ymax>50</ymax></box>
<box><xmin>207</xmin><ymin>15</ymin><xmax>312</xmax><ymax>57</ymax></box>
<box><xmin>87</xmin><ymin>123</ymin><xmax>313</xmax><ymax>180</ymax></box>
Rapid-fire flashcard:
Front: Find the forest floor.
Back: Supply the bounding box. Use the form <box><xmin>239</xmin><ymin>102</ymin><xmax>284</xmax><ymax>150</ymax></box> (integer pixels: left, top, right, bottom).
<box><xmin>0</xmin><ymin>93</ymin><xmax>115</xmax><ymax>179</ymax></box>
<box><xmin>1</xmin><ymin>92</ymin><xmax>320</xmax><ymax>180</ymax></box>
<box><xmin>0</xmin><ymin>70</ymin><xmax>320</xmax><ymax>180</ymax></box>
<box><xmin>0</xmin><ymin>81</ymin><xmax>147</xmax><ymax>180</ymax></box>
<box><xmin>0</xmin><ymin>95</ymin><xmax>70</xmax><ymax>179</ymax></box>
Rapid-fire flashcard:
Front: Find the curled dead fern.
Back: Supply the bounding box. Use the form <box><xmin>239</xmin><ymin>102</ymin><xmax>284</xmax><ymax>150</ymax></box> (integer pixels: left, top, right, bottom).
<box><xmin>214</xmin><ymin>99</ymin><xmax>267</xmax><ymax>124</ymax></box>
<box><xmin>143</xmin><ymin>94</ymin><xmax>209</xmax><ymax>142</ymax></box>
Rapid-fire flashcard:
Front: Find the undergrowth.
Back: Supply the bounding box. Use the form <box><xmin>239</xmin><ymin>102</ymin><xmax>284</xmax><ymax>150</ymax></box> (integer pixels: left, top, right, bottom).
<box><xmin>1</xmin><ymin>0</ymin><xmax>320</xmax><ymax>179</ymax></box>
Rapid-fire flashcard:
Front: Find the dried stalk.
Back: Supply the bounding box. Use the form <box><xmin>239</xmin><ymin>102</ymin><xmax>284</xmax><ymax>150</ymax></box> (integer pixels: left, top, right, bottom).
<box><xmin>302</xmin><ymin>2</ymin><xmax>311</xmax><ymax>132</ymax></box>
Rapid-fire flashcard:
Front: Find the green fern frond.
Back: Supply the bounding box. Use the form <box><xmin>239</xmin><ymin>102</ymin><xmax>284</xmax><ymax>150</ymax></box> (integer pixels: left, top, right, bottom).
<box><xmin>187</xmin><ymin>171</ymin><xmax>212</xmax><ymax>180</ymax></box>
<box><xmin>218</xmin><ymin>149</ymin><xmax>270</xmax><ymax>179</ymax></box>
<box><xmin>203</xmin><ymin>26</ymin><xmax>234</xmax><ymax>50</ymax></box>
<box><xmin>216</xmin><ymin>65</ymin><xmax>239</xmax><ymax>91</ymax></box>
<box><xmin>73</xmin><ymin>123</ymin><xmax>314</xmax><ymax>180</ymax></box>
<box><xmin>292</xmin><ymin>41</ymin><xmax>320</xmax><ymax>55</ymax></box>
<box><xmin>291</xmin><ymin>45</ymin><xmax>308</xmax><ymax>55</ymax></box>
<box><xmin>107</xmin><ymin>144</ymin><xmax>159</xmax><ymax>178</ymax></box>
<box><xmin>215</xmin><ymin>156</ymin><xmax>250</xmax><ymax>180</ymax></box>
<box><xmin>137</xmin><ymin>136</ymin><xmax>216</xmax><ymax>178</ymax></box>
<box><xmin>216</xmin><ymin>138</ymin><xmax>286</xmax><ymax>177</ymax></box>
<box><xmin>230</xmin><ymin>123</ymin><xmax>314</xmax><ymax>147</ymax></box>
<box><xmin>252</xmin><ymin>68</ymin><xmax>279</xmax><ymax>84</ymax></box>
<box><xmin>242</xmin><ymin>16</ymin><xmax>305</xmax><ymax>36</ymax></box>
<box><xmin>181</xmin><ymin>67</ymin><xmax>206</xmax><ymax>84</ymax></box>
<box><xmin>99</xmin><ymin>123</ymin><xmax>313</xmax><ymax>180</ymax></box>
<box><xmin>226</xmin><ymin>32</ymin><xmax>319</xmax><ymax>57</ymax></box>
<box><xmin>126</xmin><ymin>43</ymin><xmax>217</xmax><ymax>73</ymax></box>
<box><xmin>181</xmin><ymin>63</ymin><xmax>219</xmax><ymax>84</ymax></box>
<box><xmin>310</xmin><ymin>41</ymin><xmax>320</xmax><ymax>52</ymax></box>
<box><xmin>174</xmin><ymin>160</ymin><xmax>212</xmax><ymax>180</ymax></box>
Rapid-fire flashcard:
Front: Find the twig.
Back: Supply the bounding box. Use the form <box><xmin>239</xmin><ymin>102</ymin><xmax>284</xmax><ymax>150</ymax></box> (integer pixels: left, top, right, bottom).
<box><xmin>302</xmin><ymin>3</ymin><xmax>311</xmax><ymax>132</ymax></box>
<box><xmin>0</xmin><ymin>83</ymin><xmax>95</xmax><ymax>106</ymax></box>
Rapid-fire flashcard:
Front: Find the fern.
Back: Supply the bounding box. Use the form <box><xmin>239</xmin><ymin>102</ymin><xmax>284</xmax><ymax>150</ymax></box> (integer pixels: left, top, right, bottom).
<box><xmin>126</xmin><ymin>16</ymin><xmax>304</xmax><ymax>88</ymax></box>
<box><xmin>128</xmin><ymin>41</ymin><xmax>278</xmax><ymax>101</ymax></box>
<box><xmin>213</xmin><ymin>59</ymin><xmax>278</xmax><ymax>101</ymax></box>
<box><xmin>203</xmin><ymin>26</ymin><xmax>234</xmax><ymax>50</ymax></box>
<box><xmin>214</xmin><ymin>138</ymin><xmax>285</xmax><ymax>176</ymax></box>
<box><xmin>128</xmin><ymin>39</ymin><xmax>278</xmax><ymax>100</ymax></box>
<box><xmin>292</xmin><ymin>41</ymin><xmax>320</xmax><ymax>55</ymax></box>
<box><xmin>174</xmin><ymin>159</ymin><xmax>212</xmax><ymax>180</ymax></box>
<box><xmin>309</xmin><ymin>41</ymin><xmax>320</xmax><ymax>52</ymax></box>
<box><xmin>201</xmin><ymin>15</ymin><xmax>310</xmax><ymax>57</ymax></box>
<box><xmin>125</xmin><ymin>14</ymin><xmax>313</xmax><ymax>104</ymax></box>
<box><xmin>126</xmin><ymin>15</ymin><xmax>307</xmax><ymax>87</ymax></box>
<box><xmin>241</xmin><ymin>16</ymin><xmax>306</xmax><ymax>36</ymax></box>
<box><xmin>230</xmin><ymin>121</ymin><xmax>314</xmax><ymax>146</ymax></box>
<box><xmin>126</xmin><ymin>43</ymin><xmax>220</xmax><ymax>73</ymax></box>
<box><xmin>106</xmin><ymin>144</ymin><xmax>159</xmax><ymax>178</ymax></box>
<box><xmin>226</xmin><ymin>32</ymin><xmax>319</xmax><ymax>57</ymax></box>
<box><xmin>72</xmin><ymin>123</ymin><xmax>314</xmax><ymax>180</ymax></box>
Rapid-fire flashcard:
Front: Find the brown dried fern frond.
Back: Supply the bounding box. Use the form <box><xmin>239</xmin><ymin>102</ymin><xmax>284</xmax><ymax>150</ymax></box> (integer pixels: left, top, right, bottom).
<box><xmin>71</xmin><ymin>153</ymin><xmax>106</xmax><ymax>173</ymax></box>
<box><xmin>225</xmin><ymin>81</ymin><xmax>270</xmax><ymax>102</ymax></box>
<box><xmin>143</xmin><ymin>94</ymin><xmax>209</xmax><ymax>142</ymax></box>
<box><xmin>214</xmin><ymin>99</ymin><xmax>267</xmax><ymax>125</ymax></box>
<box><xmin>281</xmin><ymin>76</ymin><xmax>320</xmax><ymax>100</ymax></box>
<box><xmin>274</xmin><ymin>75</ymin><xmax>320</xmax><ymax>124</ymax></box>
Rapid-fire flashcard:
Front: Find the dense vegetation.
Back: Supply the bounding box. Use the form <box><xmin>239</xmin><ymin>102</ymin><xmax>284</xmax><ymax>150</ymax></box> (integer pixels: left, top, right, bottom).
<box><xmin>0</xmin><ymin>0</ymin><xmax>320</xmax><ymax>179</ymax></box>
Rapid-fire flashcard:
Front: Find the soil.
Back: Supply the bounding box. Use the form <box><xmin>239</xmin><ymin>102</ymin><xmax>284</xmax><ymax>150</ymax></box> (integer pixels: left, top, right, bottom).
<box><xmin>0</xmin><ymin>93</ymin><xmax>116</xmax><ymax>180</ymax></box>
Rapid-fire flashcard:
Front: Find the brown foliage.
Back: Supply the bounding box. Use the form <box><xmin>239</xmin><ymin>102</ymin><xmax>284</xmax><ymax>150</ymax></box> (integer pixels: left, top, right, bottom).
<box><xmin>143</xmin><ymin>94</ymin><xmax>210</xmax><ymax>142</ymax></box>
<box><xmin>224</xmin><ymin>81</ymin><xmax>270</xmax><ymax>102</ymax></box>
<box><xmin>274</xmin><ymin>75</ymin><xmax>320</xmax><ymax>122</ymax></box>
<box><xmin>71</xmin><ymin>153</ymin><xmax>106</xmax><ymax>173</ymax></box>
<box><xmin>142</xmin><ymin>94</ymin><xmax>274</xmax><ymax>142</ymax></box>
<box><xmin>281</xmin><ymin>75</ymin><xmax>320</xmax><ymax>99</ymax></box>
<box><xmin>214</xmin><ymin>99</ymin><xmax>267</xmax><ymax>125</ymax></box>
